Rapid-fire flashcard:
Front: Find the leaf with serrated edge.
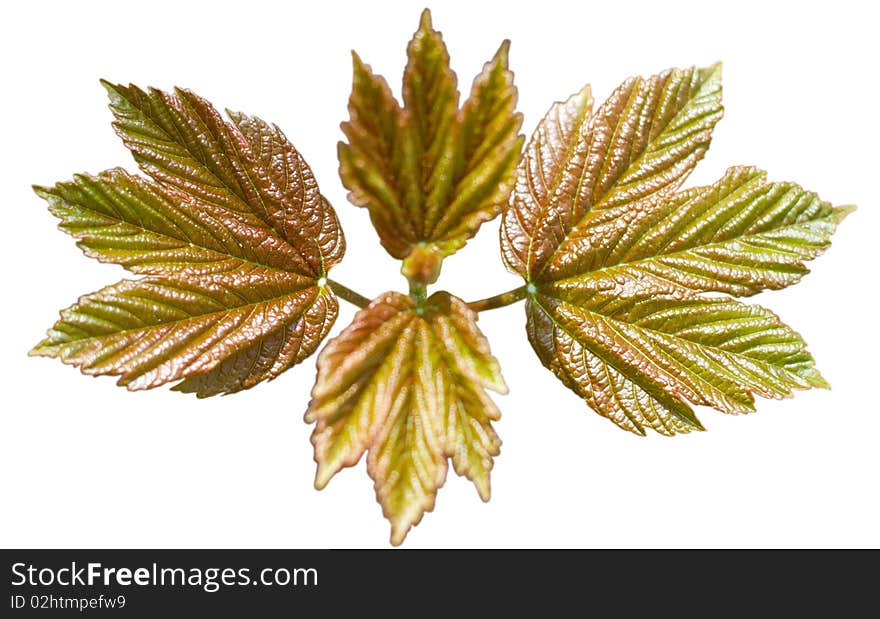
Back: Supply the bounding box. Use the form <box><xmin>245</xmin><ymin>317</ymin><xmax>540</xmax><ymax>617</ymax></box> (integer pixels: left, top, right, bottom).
<box><xmin>503</xmin><ymin>64</ymin><xmax>722</xmax><ymax>279</ymax></box>
<box><xmin>502</xmin><ymin>64</ymin><xmax>852</xmax><ymax>434</ymax></box>
<box><xmin>306</xmin><ymin>291</ymin><xmax>506</xmax><ymax>545</ymax></box>
<box><xmin>339</xmin><ymin>9</ymin><xmax>523</xmax><ymax>277</ymax></box>
<box><xmin>545</xmin><ymin>166</ymin><xmax>855</xmax><ymax>299</ymax></box>
<box><xmin>528</xmin><ymin>291</ymin><xmax>827</xmax><ymax>435</ymax></box>
<box><xmin>32</xmin><ymin>86</ymin><xmax>344</xmax><ymax>395</ymax></box>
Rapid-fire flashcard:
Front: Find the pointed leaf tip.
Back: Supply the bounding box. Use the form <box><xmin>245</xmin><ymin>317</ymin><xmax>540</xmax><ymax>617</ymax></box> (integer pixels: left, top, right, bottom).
<box><xmin>32</xmin><ymin>184</ymin><xmax>51</xmax><ymax>199</ymax></box>
<box><xmin>340</xmin><ymin>19</ymin><xmax>523</xmax><ymax>264</ymax></box>
<box><xmin>28</xmin><ymin>341</ymin><xmax>48</xmax><ymax>357</ymax></box>
<box><xmin>805</xmin><ymin>369</ymin><xmax>831</xmax><ymax>390</ymax></box>
<box><xmin>37</xmin><ymin>84</ymin><xmax>346</xmax><ymax>396</ymax></box>
<box><xmin>476</xmin><ymin>479</ymin><xmax>491</xmax><ymax>502</ymax></box>
<box><xmin>682</xmin><ymin>414</ymin><xmax>707</xmax><ymax>432</ymax></box>
<box><xmin>98</xmin><ymin>78</ymin><xmax>116</xmax><ymax>93</ymax></box>
<box><xmin>504</xmin><ymin>65</ymin><xmax>845</xmax><ymax>435</ymax></box>
<box><xmin>314</xmin><ymin>464</ymin><xmax>333</xmax><ymax>491</ymax></box>
<box><xmin>835</xmin><ymin>204</ymin><xmax>857</xmax><ymax>222</ymax></box>
<box><xmin>495</xmin><ymin>39</ymin><xmax>511</xmax><ymax>63</ymax></box>
<box><xmin>308</xmin><ymin>291</ymin><xmax>504</xmax><ymax>543</ymax></box>
<box><xmin>419</xmin><ymin>7</ymin><xmax>433</xmax><ymax>29</ymax></box>
<box><xmin>390</xmin><ymin>526</ymin><xmax>406</xmax><ymax>547</ymax></box>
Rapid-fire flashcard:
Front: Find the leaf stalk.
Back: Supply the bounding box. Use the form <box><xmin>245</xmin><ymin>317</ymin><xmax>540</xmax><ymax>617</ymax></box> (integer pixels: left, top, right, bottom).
<box><xmin>467</xmin><ymin>285</ymin><xmax>528</xmax><ymax>313</ymax></box>
<box><xmin>328</xmin><ymin>280</ymin><xmax>371</xmax><ymax>309</ymax></box>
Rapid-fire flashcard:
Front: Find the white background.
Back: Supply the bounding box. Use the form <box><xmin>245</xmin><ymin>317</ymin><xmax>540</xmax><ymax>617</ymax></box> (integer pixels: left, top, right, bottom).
<box><xmin>1</xmin><ymin>0</ymin><xmax>877</xmax><ymax>548</ymax></box>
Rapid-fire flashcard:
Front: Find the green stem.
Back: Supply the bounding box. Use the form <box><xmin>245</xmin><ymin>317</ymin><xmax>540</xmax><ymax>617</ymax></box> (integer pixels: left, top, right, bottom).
<box><xmin>467</xmin><ymin>285</ymin><xmax>528</xmax><ymax>313</ymax></box>
<box><xmin>330</xmin><ymin>279</ymin><xmax>530</xmax><ymax>314</ymax></box>
<box><xmin>328</xmin><ymin>279</ymin><xmax>370</xmax><ymax>309</ymax></box>
<box><xmin>408</xmin><ymin>278</ymin><xmax>428</xmax><ymax>304</ymax></box>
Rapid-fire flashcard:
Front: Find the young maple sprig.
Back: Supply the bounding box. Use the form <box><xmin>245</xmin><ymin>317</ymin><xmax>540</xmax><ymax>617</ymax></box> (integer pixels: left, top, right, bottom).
<box><xmin>31</xmin><ymin>8</ymin><xmax>852</xmax><ymax>545</ymax></box>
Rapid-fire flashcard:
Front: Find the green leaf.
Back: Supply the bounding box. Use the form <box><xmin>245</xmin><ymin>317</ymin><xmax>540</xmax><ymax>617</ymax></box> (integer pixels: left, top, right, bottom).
<box><xmin>32</xmin><ymin>276</ymin><xmax>335</xmax><ymax>392</ymax></box>
<box><xmin>339</xmin><ymin>9</ymin><xmax>523</xmax><ymax>282</ymax></box>
<box><xmin>502</xmin><ymin>65</ymin><xmax>852</xmax><ymax>434</ymax></box>
<box><xmin>528</xmin><ymin>292</ymin><xmax>826</xmax><ymax>435</ymax></box>
<box><xmin>35</xmin><ymin>169</ymin><xmax>313</xmax><ymax>277</ymax></box>
<box><xmin>306</xmin><ymin>291</ymin><xmax>506</xmax><ymax>545</ymax></box>
<box><xmin>32</xmin><ymin>86</ymin><xmax>345</xmax><ymax>395</ymax></box>
<box><xmin>502</xmin><ymin>64</ymin><xmax>723</xmax><ymax>280</ymax></box>
<box><xmin>544</xmin><ymin>166</ymin><xmax>854</xmax><ymax>299</ymax></box>
<box><xmin>403</xmin><ymin>8</ymin><xmax>459</xmax><ymax>241</ymax></box>
<box><xmin>102</xmin><ymin>84</ymin><xmax>343</xmax><ymax>276</ymax></box>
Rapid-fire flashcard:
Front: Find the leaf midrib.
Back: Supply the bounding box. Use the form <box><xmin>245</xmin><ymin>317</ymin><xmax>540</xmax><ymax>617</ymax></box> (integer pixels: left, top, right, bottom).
<box><xmin>529</xmin><ymin>295</ymin><xmax>700</xmax><ymax>427</ymax></box>
<box><xmin>64</xmin><ymin>193</ymin><xmax>317</xmax><ymax>281</ymax></box>
<box><xmin>113</xmin><ymin>85</ymin><xmax>325</xmax><ymax>278</ymax></box>
<box><xmin>178</xmin><ymin>91</ymin><xmax>327</xmax><ymax>278</ymax></box>
<box><xmin>523</xmin><ymin>93</ymin><xmax>592</xmax><ymax>278</ymax></box>
<box><xmin>536</xmin><ymin>293</ymin><xmax>805</xmax><ymax>393</ymax></box>
<box><xmin>534</xmin><ymin>67</ymin><xmax>720</xmax><ymax>280</ymax></box>
<box><xmin>38</xmin><ymin>283</ymin><xmax>321</xmax><ymax>350</ymax></box>
<box><xmin>546</xmin><ymin>212</ymin><xmax>838</xmax><ymax>289</ymax></box>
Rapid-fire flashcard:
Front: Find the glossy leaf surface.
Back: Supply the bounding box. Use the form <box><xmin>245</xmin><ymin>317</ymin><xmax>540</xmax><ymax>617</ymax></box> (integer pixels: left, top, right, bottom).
<box><xmin>30</xmin><ymin>13</ymin><xmax>855</xmax><ymax>548</ymax></box>
<box><xmin>339</xmin><ymin>9</ymin><xmax>523</xmax><ymax>281</ymax></box>
<box><xmin>33</xmin><ymin>86</ymin><xmax>344</xmax><ymax>395</ymax></box>
<box><xmin>502</xmin><ymin>65</ymin><xmax>851</xmax><ymax>433</ymax></box>
<box><xmin>306</xmin><ymin>291</ymin><xmax>506</xmax><ymax>544</ymax></box>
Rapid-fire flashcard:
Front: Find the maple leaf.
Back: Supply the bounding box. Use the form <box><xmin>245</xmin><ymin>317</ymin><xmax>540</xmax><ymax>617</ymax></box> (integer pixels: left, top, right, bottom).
<box><xmin>30</xmin><ymin>9</ymin><xmax>855</xmax><ymax>548</ymax></box>
<box><xmin>339</xmin><ymin>8</ymin><xmax>524</xmax><ymax>284</ymax></box>
<box><xmin>501</xmin><ymin>64</ymin><xmax>853</xmax><ymax>434</ymax></box>
<box><xmin>31</xmin><ymin>85</ymin><xmax>345</xmax><ymax>395</ymax></box>
<box><xmin>305</xmin><ymin>291</ymin><xmax>506</xmax><ymax>545</ymax></box>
